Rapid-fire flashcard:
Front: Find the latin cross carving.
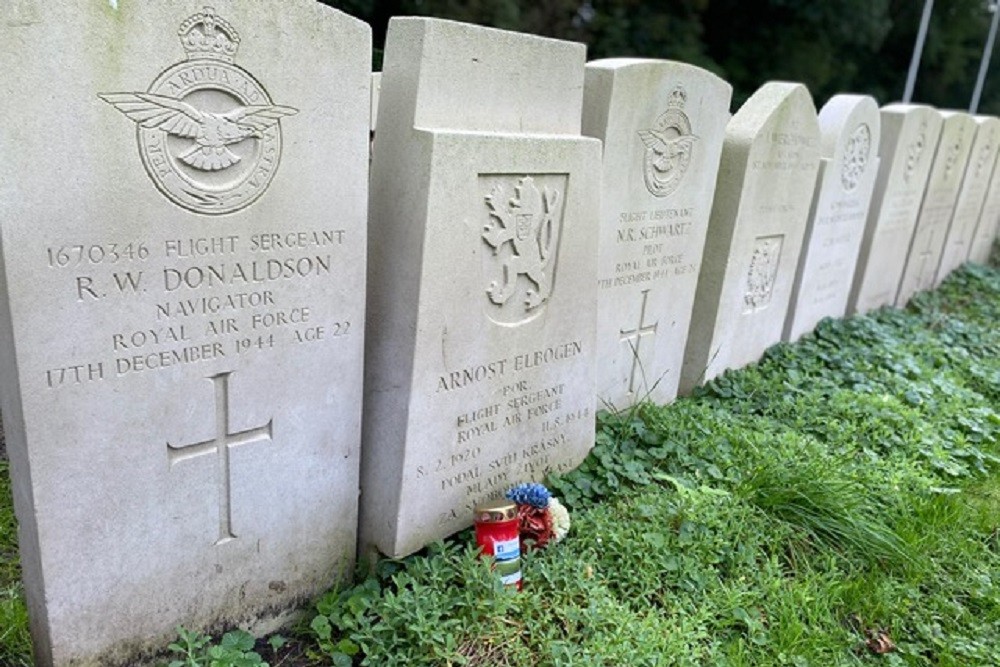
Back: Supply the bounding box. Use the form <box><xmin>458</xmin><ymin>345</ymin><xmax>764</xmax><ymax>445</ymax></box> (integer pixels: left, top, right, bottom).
<box><xmin>167</xmin><ymin>371</ymin><xmax>273</xmax><ymax>545</ymax></box>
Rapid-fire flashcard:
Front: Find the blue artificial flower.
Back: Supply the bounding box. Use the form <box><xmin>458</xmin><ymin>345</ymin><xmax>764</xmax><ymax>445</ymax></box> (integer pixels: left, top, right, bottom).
<box><xmin>505</xmin><ymin>482</ymin><xmax>551</xmax><ymax>509</ymax></box>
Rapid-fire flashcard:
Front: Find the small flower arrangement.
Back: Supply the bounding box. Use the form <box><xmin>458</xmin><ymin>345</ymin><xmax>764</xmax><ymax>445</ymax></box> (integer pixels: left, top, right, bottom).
<box><xmin>505</xmin><ymin>482</ymin><xmax>571</xmax><ymax>550</ymax></box>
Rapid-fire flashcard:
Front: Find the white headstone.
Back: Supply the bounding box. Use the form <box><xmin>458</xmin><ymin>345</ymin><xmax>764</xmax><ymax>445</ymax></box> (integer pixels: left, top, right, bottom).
<box><xmin>847</xmin><ymin>105</ymin><xmax>943</xmax><ymax>315</ymax></box>
<box><xmin>360</xmin><ymin>18</ymin><xmax>601</xmax><ymax>559</ymax></box>
<box><xmin>896</xmin><ymin>111</ymin><xmax>976</xmax><ymax>305</ymax></box>
<box><xmin>0</xmin><ymin>3</ymin><xmax>370</xmax><ymax>665</ymax></box>
<box><xmin>784</xmin><ymin>95</ymin><xmax>880</xmax><ymax>342</ymax></box>
<box><xmin>935</xmin><ymin>115</ymin><xmax>1000</xmax><ymax>280</ymax></box>
<box><xmin>679</xmin><ymin>82</ymin><xmax>820</xmax><ymax>393</ymax></box>
<box><xmin>969</xmin><ymin>119</ymin><xmax>1000</xmax><ymax>264</ymax></box>
<box><xmin>583</xmin><ymin>59</ymin><xmax>732</xmax><ymax>409</ymax></box>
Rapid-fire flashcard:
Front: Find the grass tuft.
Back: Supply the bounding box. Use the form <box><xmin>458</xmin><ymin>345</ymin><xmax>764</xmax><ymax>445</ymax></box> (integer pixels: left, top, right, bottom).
<box><xmin>0</xmin><ymin>460</ymin><xmax>31</xmax><ymax>667</ymax></box>
<box><xmin>737</xmin><ymin>456</ymin><xmax>916</xmax><ymax>569</ymax></box>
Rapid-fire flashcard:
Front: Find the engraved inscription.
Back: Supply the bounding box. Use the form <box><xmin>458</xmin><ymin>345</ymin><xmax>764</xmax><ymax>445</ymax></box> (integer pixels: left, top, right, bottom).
<box><xmin>744</xmin><ymin>235</ymin><xmax>784</xmax><ymax>312</ymax></box>
<box><xmin>619</xmin><ymin>289</ymin><xmax>658</xmax><ymax>396</ymax></box>
<box><xmin>598</xmin><ymin>208</ymin><xmax>696</xmax><ymax>289</ymax></box>
<box><xmin>903</xmin><ymin>120</ymin><xmax>928</xmax><ymax>184</ymax></box>
<box><xmin>167</xmin><ymin>371</ymin><xmax>273</xmax><ymax>545</ymax></box>
<box><xmin>751</xmin><ymin>132</ymin><xmax>817</xmax><ymax>171</ymax></box>
<box><xmin>99</xmin><ymin>7</ymin><xmax>298</xmax><ymax>215</ymax></box>
<box><xmin>638</xmin><ymin>86</ymin><xmax>695</xmax><ymax>198</ymax></box>
<box><xmin>480</xmin><ymin>174</ymin><xmax>566</xmax><ymax>325</ymax></box>
<box><xmin>913</xmin><ymin>228</ymin><xmax>939</xmax><ymax>291</ymax></box>
<box><xmin>419</xmin><ymin>339</ymin><xmax>590</xmax><ymax>527</ymax></box>
<box><xmin>973</xmin><ymin>129</ymin><xmax>996</xmax><ymax>179</ymax></box>
<box><xmin>942</xmin><ymin>124</ymin><xmax>967</xmax><ymax>181</ymax></box>
<box><xmin>841</xmin><ymin>123</ymin><xmax>871</xmax><ymax>191</ymax></box>
<box><xmin>41</xmin><ymin>229</ymin><xmax>348</xmax><ymax>386</ymax></box>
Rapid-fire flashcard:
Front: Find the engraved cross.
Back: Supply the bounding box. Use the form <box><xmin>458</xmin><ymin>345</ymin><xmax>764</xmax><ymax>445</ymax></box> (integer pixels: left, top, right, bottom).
<box><xmin>915</xmin><ymin>229</ymin><xmax>938</xmax><ymax>290</ymax></box>
<box><xmin>619</xmin><ymin>289</ymin><xmax>659</xmax><ymax>396</ymax></box>
<box><xmin>167</xmin><ymin>371</ymin><xmax>273</xmax><ymax>545</ymax></box>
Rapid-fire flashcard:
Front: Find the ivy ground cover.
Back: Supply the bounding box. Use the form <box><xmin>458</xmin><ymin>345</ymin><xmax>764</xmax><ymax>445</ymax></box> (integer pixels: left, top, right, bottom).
<box><xmin>1</xmin><ymin>258</ymin><xmax>999</xmax><ymax>666</ymax></box>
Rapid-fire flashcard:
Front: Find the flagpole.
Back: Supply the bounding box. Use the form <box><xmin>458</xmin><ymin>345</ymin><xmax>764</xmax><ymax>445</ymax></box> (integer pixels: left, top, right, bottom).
<box><xmin>903</xmin><ymin>0</ymin><xmax>935</xmax><ymax>102</ymax></box>
<box><xmin>970</xmin><ymin>1</ymin><xmax>1000</xmax><ymax>113</ymax></box>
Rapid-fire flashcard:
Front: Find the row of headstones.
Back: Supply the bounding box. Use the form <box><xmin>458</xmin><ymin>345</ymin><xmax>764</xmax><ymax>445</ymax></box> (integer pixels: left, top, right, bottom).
<box><xmin>2</xmin><ymin>5</ymin><xmax>998</xmax><ymax>666</ymax></box>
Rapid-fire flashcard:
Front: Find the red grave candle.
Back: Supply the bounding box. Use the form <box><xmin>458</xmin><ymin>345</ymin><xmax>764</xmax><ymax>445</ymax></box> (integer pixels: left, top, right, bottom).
<box><xmin>474</xmin><ymin>500</ymin><xmax>522</xmax><ymax>590</ymax></box>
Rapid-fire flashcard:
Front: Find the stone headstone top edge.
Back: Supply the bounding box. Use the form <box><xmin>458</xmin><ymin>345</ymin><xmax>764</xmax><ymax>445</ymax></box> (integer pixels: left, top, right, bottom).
<box><xmin>585</xmin><ymin>57</ymin><xmax>732</xmax><ymax>89</ymax></box>
<box><xmin>817</xmin><ymin>94</ymin><xmax>880</xmax><ymax>160</ymax></box>
<box><xmin>726</xmin><ymin>81</ymin><xmax>816</xmax><ymax>144</ymax></box>
<box><xmin>383</xmin><ymin>16</ymin><xmax>586</xmax><ymax>135</ymax></box>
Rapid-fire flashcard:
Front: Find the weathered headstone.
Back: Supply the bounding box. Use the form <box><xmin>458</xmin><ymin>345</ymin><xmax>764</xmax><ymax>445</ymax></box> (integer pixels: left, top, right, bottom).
<box><xmin>935</xmin><ymin>115</ymin><xmax>1000</xmax><ymax>280</ymax></box>
<box><xmin>784</xmin><ymin>95</ymin><xmax>880</xmax><ymax>342</ymax></box>
<box><xmin>583</xmin><ymin>59</ymin><xmax>732</xmax><ymax>408</ymax></box>
<box><xmin>361</xmin><ymin>18</ymin><xmax>601</xmax><ymax>559</ymax></box>
<box><xmin>847</xmin><ymin>105</ymin><xmax>942</xmax><ymax>315</ymax></box>
<box><xmin>896</xmin><ymin>111</ymin><xmax>976</xmax><ymax>305</ymax></box>
<box><xmin>679</xmin><ymin>82</ymin><xmax>820</xmax><ymax>393</ymax></box>
<box><xmin>969</xmin><ymin>119</ymin><xmax>1000</xmax><ymax>264</ymax></box>
<box><xmin>0</xmin><ymin>3</ymin><xmax>369</xmax><ymax>665</ymax></box>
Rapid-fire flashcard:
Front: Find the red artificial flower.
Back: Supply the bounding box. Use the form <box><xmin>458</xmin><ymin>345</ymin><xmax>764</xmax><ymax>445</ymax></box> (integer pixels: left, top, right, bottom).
<box><xmin>517</xmin><ymin>504</ymin><xmax>554</xmax><ymax>551</ymax></box>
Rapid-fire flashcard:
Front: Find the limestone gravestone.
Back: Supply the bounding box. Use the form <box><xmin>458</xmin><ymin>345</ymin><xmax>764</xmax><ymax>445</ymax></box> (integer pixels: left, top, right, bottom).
<box><xmin>847</xmin><ymin>105</ymin><xmax>942</xmax><ymax>315</ymax></box>
<box><xmin>935</xmin><ymin>116</ymin><xmax>1000</xmax><ymax>281</ymax></box>
<box><xmin>0</xmin><ymin>3</ymin><xmax>369</xmax><ymax>665</ymax></box>
<box><xmin>361</xmin><ymin>18</ymin><xmax>601</xmax><ymax>559</ymax></box>
<box><xmin>896</xmin><ymin>111</ymin><xmax>976</xmax><ymax>305</ymax></box>
<box><xmin>680</xmin><ymin>82</ymin><xmax>820</xmax><ymax>393</ymax></box>
<box><xmin>969</xmin><ymin>121</ymin><xmax>1000</xmax><ymax>264</ymax></box>
<box><xmin>784</xmin><ymin>95</ymin><xmax>880</xmax><ymax>342</ymax></box>
<box><xmin>583</xmin><ymin>59</ymin><xmax>732</xmax><ymax>408</ymax></box>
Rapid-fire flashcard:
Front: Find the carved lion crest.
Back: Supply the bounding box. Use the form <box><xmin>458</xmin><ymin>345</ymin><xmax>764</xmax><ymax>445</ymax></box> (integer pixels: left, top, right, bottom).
<box><xmin>744</xmin><ymin>236</ymin><xmax>783</xmax><ymax>312</ymax></box>
<box><xmin>480</xmin><ymin>175</ymin><xmax>565</xmax><ymax>324</ymax></box>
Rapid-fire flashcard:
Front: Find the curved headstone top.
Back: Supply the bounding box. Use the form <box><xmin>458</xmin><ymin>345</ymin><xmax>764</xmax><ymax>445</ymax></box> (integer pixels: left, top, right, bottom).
<box><xmin>935</xmin><ymin>115</ymin><xmax>1000</xmax><ymax>281</ymax></box>
<box><xmin>848</xmin><ymin>104</ymin><xmax>942</xmax><ymax>315</ymax></box>
<box><xmin>816</xmin><ymin>95</ymin><xmax>881</xmax><ymax>166</ymax></box>
<box><xmin>583</xmin><ymin>58</ymin><xmax>732</xmax><ymax>408</ymax></box>
<box><xmin>784</xmin><ymin>94</ymin><xmax>881</xmax><ymax>342</ymax></box>
<box><xmin>680</xmin><ymin>81</ymin><xmax>820</xmax><ymax>393</ymax></box>
<box><xmin>724</xmin><ymin>81</ymin><xmax>816</xmax><ymax>149</ymax></box>
<box><xmin>897</xmin><ymin>110</ymin><xmax>977</xmax><ymax>305</ymax></box>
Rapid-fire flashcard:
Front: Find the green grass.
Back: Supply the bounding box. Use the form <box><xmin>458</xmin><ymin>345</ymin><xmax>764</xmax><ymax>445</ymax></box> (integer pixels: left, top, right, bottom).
<box><xmin>2</xmin><ymin>256</ymin><xmax>999</xmax><ymax>666</ymax></box>
<box><xmin>303</xmin><ymin>261</ymin><xmax>1000</xmax><ymax>666</ymax></box>
<box><xmin>0</xmin><ymin>460</ymin><xmax>31</xmax><ymax>667</ymax></box>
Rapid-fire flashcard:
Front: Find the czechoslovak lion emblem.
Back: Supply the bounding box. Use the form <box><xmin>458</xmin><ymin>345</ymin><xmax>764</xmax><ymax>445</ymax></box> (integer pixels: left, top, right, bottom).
<box><xmin>480</xmin><ymin>175</ymin><xmax>566</xmax><ymax>325</ymax></box>
<box><xmin>744</xmin><ymin>236</ymin><xmax>783</xmax><ymax>313</ymax></box>
<box><xmin>638</xmin><ymin>86</ymin><xmax>697</xmax><ymax>198</ymax></box>
<box><xmin>99</xmin><ymin>7</ymin><xmax>298</xmax><ymax>215</ymax></box>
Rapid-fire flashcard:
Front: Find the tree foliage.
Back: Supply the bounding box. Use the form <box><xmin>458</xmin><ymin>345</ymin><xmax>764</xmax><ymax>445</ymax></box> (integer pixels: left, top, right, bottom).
<box><xmin>320</xmin><ymin>0</ymin><xmax>1000</xmax><ymax>114</ymax></box>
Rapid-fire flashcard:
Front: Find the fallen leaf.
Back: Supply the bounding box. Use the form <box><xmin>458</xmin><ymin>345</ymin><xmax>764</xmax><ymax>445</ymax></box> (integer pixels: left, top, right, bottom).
<box><xmin>865</xmin><ymin>628</ymin><xmax>896</xmax><ymax>655</ymax></box>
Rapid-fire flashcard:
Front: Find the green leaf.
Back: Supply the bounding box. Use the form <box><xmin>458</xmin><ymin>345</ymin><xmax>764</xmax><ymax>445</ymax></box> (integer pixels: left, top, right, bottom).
<box><xmin>336</xmin><ymin>638</ymin><xmax>360</xmax><ymax>656</ymax></box>
<box><xmin>642</xmin><ymin>532</ymin><xmax>666</xmax><ymax>548</ymax></box>
<box><xmin>310</xmin><ymin>615</ymin><xmax>333</xmax><ymax>641</ymax></box>
<box><xmin>331</xmin><ymin>653</ymin><xmax>353</xmax><ymax>667</ymax></box>
<box><xmin>220</xmin><ymin>630</ymin><xmax>256</xmax><ymax>652</ymax></box>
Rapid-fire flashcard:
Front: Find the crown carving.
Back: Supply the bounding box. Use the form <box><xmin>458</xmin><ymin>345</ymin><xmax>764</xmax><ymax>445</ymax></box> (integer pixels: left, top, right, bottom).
<box><xmin>178</xmin><ymin>7</ymin><xmax>240</xmax><ymax>62</ymax></box>
<box><xmin>666</xmin><ymin>86</ymin><xmax>687</xmax><ymax>109</ymax></box>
